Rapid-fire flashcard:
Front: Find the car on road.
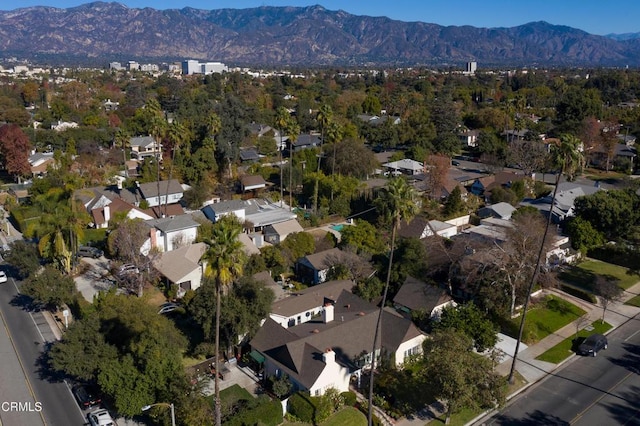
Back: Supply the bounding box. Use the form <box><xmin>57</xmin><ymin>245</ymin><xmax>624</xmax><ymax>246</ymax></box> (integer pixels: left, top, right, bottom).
<box><xmin>578</xmin><ymin>333</ymin><xmax>608</xmax><ymax>356</ymax></box>
<box><xmin>451</xmin><ymin>160</ymin><xmax>460</xmax><ymax>166</ymax></box>
<box><xmin>78</xmin><ymin>246</ymin><xmax>104</xmax><ymax>258</ymax></box>
<box><xmin>87</xmin><ymin>408</ymin><xmax>115</xmax><ymax>426</ymax></box>
<box><xmin>72</xmin><ymin>383</ymin><xmax>101</xmax><ymax>409</ymax></box>
<box><xmin>0</xmin><ymin>271</ymin><xmax>7</xmax><ymax>283</ymax></box>
<box><xmin>158</xmin><ymin>302</ymin><xmax>179</xmax><ymax>314</ymax></box>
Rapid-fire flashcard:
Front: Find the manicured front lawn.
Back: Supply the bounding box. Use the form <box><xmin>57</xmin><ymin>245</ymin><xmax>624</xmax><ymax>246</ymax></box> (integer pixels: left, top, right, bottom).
<box><xmin>431</xmin><ymin>406</ymin><xmax>483</xmax><ymax>426</ymax></box>
<box><xmin>322</xmin><ymin>407</ymin><xmax>367</xmax><ymax>426</ymax></box>
<box><xmin>509</xmin><ymin>295</ymin><xmax>586</xmax><ymax>344</ymax></box>
<box><xmin>625</xmin><ymin>294</ymin><xmax>640</xmax><ymax>308</ymax></box>
<box><xmin>536</xmin><ymin>321</ymin><xmax>612</xmax><ymax>363</ymax></box>
<box><xmin>560</xmin><ymin>260</ymin><xmax>640</xmax><ymax>291</ymax></box>
<box><xmin>282</xmin><ymin>407</ymin><xmax>367</xmax><ymax>426</ymax></box>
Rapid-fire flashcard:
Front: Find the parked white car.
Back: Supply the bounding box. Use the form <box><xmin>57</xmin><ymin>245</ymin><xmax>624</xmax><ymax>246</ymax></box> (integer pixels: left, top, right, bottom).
<box><xmin>87</xmin><ymin>408</ymin><xmax>115</xmax><ymax>426</ymax></box>
<box><xmin>0</xmin><ymin>271</ymin><xmax>7</xmax><ymax>283</ymax></box>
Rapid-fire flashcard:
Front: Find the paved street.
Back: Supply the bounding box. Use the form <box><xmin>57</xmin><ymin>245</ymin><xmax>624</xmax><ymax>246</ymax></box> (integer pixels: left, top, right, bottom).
<box><xmin>481</xmin><ymin>312</ymin><xmax>640</xmax><ymax>425</ymax></box>
<box><xmin>0</xmin><ymin>273</ymin><xmax>85</xmax><ymax>426</ymax></box>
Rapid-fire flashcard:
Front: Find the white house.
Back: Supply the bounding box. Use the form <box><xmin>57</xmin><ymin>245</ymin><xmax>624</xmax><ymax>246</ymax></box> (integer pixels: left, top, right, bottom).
<box><xmin>137</xmin><ymin>180</ymin><xmax>184</xmax><ymax>208</ymax></box>
<box><xmin>129</xmin><ymin>136</ymin><xmax>162</xmax><ymax>160</ymax></box>
<box><xmin>398</xmin><ymin>217</ymin><xmax>458</xmax><ymax>240</ymax></box>
<box><xmin>251</xmin><ymin>281</ymin><xmax>425</xmax><ymax>396</ymax></box>
<box><xmin>382</xmin><ymin>159</ymin><xmax>424</xmax><ymax>176</ymax></box>
<box><xmin>141</xmin><ymin>215</ymin><xmax>200</xmax><ymax>255</ymax></box>
<box><xmin>202</xmin><ymin>198</ymin><xmax>296</xmax><ymax>231</ymax></box>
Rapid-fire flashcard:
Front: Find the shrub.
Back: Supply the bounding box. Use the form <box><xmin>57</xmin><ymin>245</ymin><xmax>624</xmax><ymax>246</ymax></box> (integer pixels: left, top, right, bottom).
<box><xmin>588</xmin><ymin>245</ymin><xmax>640</xmax><ymax>270</ymax></box>
<box><xmin>225</xmin><ymin>396</ymin><xmax>282</xmax><ymax>426</ymax></box>
<box><xmin>288</xmin><ymin>392</ymin><xmax>314</xmax><ymax>424</ymax></box>
<box><xmin>341</xmin><ymin>391</ymin><xmax>357</xmax><ymax>407</ymax></box>
<box><xmin>560</xmin><ymin>284</ymin><xmax>597</xmax><ymax>304</ymax></box>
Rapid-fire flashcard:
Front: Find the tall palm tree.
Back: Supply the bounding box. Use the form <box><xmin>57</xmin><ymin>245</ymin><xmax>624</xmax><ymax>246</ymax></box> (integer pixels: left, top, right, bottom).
<box><xmin>275</xmin><ymin>107</ymin><xmax>291</xmax><ymax>207</ymax></box>
<box><xmin>325</xmin><ymin>121</ymin><xmax>344</xmax><ymax>201</ymax></box>
<box><xmin>146</xmin><ymin>99</ymin><xmax>168</xmax><ymax>217</ymax></box>
<box><xmin>163</xmin><ymin>120</ymin><xmax>188</xmax><ymax>217</ymax></box>
<box><xmin>201</xmin><ymin>217</ymin><xmax>246</xmax><ymax>426</ymax></box>
<box><xmin>368</xmin><ymin>177</ymin><xmax>419</xmax><ymax>425</ymax></box>
<box><xmin>286</xmin><ymin>121</ymin><xmax>300</xmax><ymax>211</ymax></box>
<box><xmin>114</xmin><ymin>128</ymin><xmax>130</xmax><ymax>178</ymax></box>
<box><xmin>314</xmin><ymin>105</ymin><xmax>333</xmax><ymax>214</ymax></box>
<box><xmin>507</xmin><ymin>133</ymin><xmax>582</xmax><ymax>383</ymax></box>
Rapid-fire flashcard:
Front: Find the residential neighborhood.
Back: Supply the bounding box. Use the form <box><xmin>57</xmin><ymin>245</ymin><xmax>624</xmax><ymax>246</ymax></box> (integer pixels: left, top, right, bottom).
<box><xmin>0</xmin><ymin>50</ymin><xmax>639</xmax><ymax>426</ymax></box>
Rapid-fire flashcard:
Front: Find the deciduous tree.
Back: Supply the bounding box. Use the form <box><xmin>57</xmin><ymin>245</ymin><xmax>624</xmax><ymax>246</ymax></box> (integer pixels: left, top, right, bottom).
<box><xmin>432</xmin><ymin>303</ymin><xmax>498</xmax><ymax>352</ymax></box>
<box><xmin>0</xmin><ymin>123</ymin><xmax>32</xmax><ymax>181</ymax></box>
<box><xmin>593</xmin><ymin>277</ymin><xmax>623</xmax><ymax>324</ymax></box>
<box><xmin>421</xmin><ymin>329</ymin><xmax>505</xmax><ymax>424</ymax></box>
<box><xmin>22</xmin><ymin>266</ymin><xmax>77</xmax><ymax>310</ymax></box>
<box><xmin>48</xmin><ymin>292</ymin><xmax>187</xmax><ymax>417</ymax></box>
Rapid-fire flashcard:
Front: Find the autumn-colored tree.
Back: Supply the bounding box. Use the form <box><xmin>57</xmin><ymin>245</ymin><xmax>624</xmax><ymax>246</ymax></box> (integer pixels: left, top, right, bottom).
<box><xmin>0</xmin><ymin>124</ymin><xmax>32</xmax><ymax>181</ymax></box>
<box><xmin>424</xmin><ymin>154</ymin><xmax>451</xmax><ymax>199</ymax></box>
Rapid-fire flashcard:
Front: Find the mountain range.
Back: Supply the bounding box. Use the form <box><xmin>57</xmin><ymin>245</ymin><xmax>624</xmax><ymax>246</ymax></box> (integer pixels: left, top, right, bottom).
<box><xmin>1</xmin><ymin>2</ymin><xmax>640</xmax><ymax>67</ymax></box>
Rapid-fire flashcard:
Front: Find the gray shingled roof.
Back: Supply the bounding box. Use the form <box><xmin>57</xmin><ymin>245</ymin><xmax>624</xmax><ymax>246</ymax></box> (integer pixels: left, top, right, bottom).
<box><xmin>393</xmin><ymin>276</ymin><xmax>452</xmax><ymax>314</ymax></box>
<box><xmin>145</xmin><ymin>214</ymin><xmax>200</xmax><ymax>233</ymax></box>
<box><xmin>270</xmin><ymin>280</ymin><xmax>354</xmax><ymax>318</ymax></box>
<box><xmin>297</xmin><ymin>247</ymin><xmax>344</xmax><ymax>271</ymax></box>
<box><xmin>138</xmin><ymin>179</ymin><xmax>183</xmax><ymax>199</ymax></box>
<box><xmin>251</xmin><ymin>288</ymin><xmax>424</xmax><ymax>389</ymax></box>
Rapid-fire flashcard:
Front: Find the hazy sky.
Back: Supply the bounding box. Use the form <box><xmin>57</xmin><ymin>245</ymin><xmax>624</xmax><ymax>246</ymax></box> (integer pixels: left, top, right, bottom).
<box><xmin>7</xmin><ymin>0</ymin><xmax>640</xmax><ymax>36</ymax></box>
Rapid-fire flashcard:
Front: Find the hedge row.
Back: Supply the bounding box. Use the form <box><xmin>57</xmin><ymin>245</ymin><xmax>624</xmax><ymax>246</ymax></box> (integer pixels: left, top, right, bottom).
<box><xmin>589</xmin><ymin>245</ymin><xmax>640</xmax><ymax>270</ymax></box>
<box><xmin>224</xmin><ymin>395</ymin><xmax>282</xmax><ymax>426</ymax></box>
<box><xmin>560</xmin><ymin>284</ymin><xmax>597</xmax><ymax>304</ymax></box>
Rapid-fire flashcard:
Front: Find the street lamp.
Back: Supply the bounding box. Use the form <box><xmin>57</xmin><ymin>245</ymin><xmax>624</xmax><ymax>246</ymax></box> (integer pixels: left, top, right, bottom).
<box><xmin>142</xmin><ymin>402</ymin><xmax>175</xmax><ymax>426</ymax></box>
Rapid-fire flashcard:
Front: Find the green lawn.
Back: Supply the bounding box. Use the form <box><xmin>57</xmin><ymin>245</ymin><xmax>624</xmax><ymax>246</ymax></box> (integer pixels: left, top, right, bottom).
<box><xmin>282</xmin><ymin>407</ymin><xmax>367</xmax><ymax>426</ymax></box>
<box><xmin>218</xmin><ymin>384</ymin><xmax>253</xmax><ymax>405</ymax></box>
<box><xmin>510</xmin><ymin>295</ymin><xmax>586</xmax><ymax>344</ymax></box>
<box><xmin>536</xmin><ymin>321</ymin><xmax>613</xmax><ymax>363</ymax></box>
<box><xmin>322</xmin><ymin>407</ymin><xmax>367</xmax><ymax>426</ymax></box>
<box><xmin>625</xmin><ymin>294</ymin><xmax>640</xmax><ymax>307</ymax></box>
<box><xmin>560</xmin><ymin>260</ymin><xmax>640</xmax><ymax>291</ymax></box>
<box><xmin>431</xmin><ymin>406</ymin><xmax>483</xmax><ymax>426</ymax></box>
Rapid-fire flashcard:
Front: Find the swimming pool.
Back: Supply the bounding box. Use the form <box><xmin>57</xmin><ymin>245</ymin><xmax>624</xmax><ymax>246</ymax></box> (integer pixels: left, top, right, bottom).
<box><xmin>330</xmin><ymin>224</ymin><xmax>345</xmax><ymax>232</ymax></box>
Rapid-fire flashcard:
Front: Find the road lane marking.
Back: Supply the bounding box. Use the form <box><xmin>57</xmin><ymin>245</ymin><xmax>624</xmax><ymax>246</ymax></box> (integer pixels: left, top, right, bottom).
<box><xmin>624</xmin><ymin>328</ymin><xmax>640</xmax><ymax>342</ymax></box>
<box><xmin>570</xmin><ymin>371</ymin><xmax>634</xmax><ymax>425</ymax></box>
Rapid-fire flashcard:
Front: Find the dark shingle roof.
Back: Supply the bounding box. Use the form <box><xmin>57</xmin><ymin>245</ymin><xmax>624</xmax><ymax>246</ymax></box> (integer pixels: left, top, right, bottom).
<box><xmin>393</xmin><ymin>276</ymin><xmax>452</xmax><ymax>314</ymax></box>
<box><xmin>138</xmin><ymin>179</ymin><xmax>183</xmax><ymax>199</ymax></box>
<box><xmin>252</xmin><ymin>287</ymin><xmax>424</xmax><ymax>389</ymax></box>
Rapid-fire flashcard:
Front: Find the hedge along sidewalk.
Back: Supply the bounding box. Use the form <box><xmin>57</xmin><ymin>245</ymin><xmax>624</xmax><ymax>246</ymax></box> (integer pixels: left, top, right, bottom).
<box><xmin>535</xmin><ymin>320</ymin><xmax>613</xmax><ymax>364</ymax></box>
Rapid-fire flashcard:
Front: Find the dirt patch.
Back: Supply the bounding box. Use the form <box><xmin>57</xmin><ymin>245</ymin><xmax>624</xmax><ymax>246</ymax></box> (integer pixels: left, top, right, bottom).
<box><xmin>145</xmin><ymin>286</ymin><xmax>169</xmax><ymax>306</ymax></box>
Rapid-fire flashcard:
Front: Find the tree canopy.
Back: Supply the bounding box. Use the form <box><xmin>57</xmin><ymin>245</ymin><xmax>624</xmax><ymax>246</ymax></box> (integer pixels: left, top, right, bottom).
<box><xmin>48</xmin><ymin>292</ymin><xmax>187</xmax><ymax>417</ymax></box>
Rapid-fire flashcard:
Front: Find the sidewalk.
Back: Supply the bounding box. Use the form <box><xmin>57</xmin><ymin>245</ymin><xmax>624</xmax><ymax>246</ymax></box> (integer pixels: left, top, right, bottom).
<box><xmin>494</xmin><ymin>283</ymin><xmax>640</xmax><ymax>384</ymax></box>
<box><xmin>469</xmin><ymin>281</ymin><xmax>640</xmax><ymax>426</ymax></box>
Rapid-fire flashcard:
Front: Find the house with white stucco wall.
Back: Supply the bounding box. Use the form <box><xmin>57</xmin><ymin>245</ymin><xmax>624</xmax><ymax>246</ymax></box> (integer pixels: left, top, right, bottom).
<box><xmin>250</xmin><ymin>280</ymin><xmax>426</xmax><ymax>396</ymax></box>
<box><xmin>140</xmin><ymin>215</ymin><xmax>200</xmax><ymax>255</ymax></box>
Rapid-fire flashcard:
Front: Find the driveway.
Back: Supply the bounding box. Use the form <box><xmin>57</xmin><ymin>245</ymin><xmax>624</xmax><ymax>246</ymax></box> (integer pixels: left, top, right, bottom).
<box><xmin>74</xmin><ymin>257</ymin><xmax>115</xmax><ymax>302</ymax></box>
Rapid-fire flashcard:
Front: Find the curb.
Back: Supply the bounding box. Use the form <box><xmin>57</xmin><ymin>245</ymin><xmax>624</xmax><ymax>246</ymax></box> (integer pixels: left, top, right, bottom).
<box><xmin>467</xmin><ymin>308</ymin><xmax>639</xmax><ymax>426</ymax></box>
